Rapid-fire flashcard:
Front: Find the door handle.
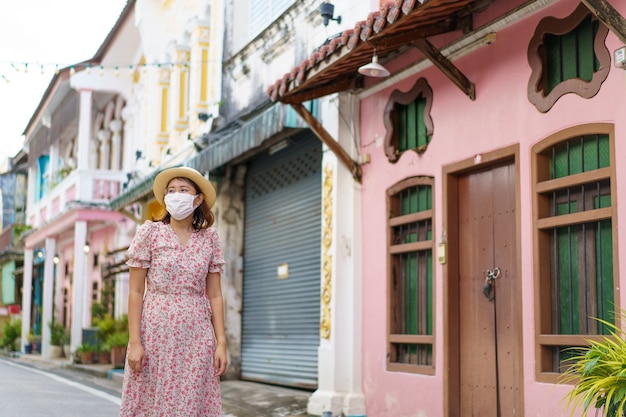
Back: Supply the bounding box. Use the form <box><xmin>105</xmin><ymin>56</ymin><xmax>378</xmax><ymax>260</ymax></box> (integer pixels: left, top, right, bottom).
<box><xmin>482</xmin><ymin>267</ymin><xmax>500</xmax><ymax>301</ymax></box>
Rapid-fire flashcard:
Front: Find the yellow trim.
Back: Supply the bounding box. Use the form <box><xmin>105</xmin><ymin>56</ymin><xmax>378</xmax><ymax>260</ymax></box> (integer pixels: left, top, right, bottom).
<box><xmin>161</xmin><ymin>88</ymin><xmax>169</xmax><ymax>133</ymax></box>
<box><xmin>179</xmin><ymin>70</ymin><xmax>186</xmax><ymax>120</ymax></box>
<box><xmin>201</xmin><ymin>49</ymin><xmax>208</xmax><ymax>103</ymax></box>
<box><xmin>320</xmin><ymin>164</ymin><xmax>334</xmax><ymax>340</ymax></box>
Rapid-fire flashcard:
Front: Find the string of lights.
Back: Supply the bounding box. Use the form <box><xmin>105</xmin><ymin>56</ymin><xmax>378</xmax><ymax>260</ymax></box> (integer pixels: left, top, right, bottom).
<box><xmin>0</xmin><ymin>60</ymin><xmax>218</xmax><ymax>83</ymax></box>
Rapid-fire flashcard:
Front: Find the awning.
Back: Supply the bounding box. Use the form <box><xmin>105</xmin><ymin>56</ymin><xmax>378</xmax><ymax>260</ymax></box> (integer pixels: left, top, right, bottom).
<box><xmin>109</xmin><ymin>171</ymin><xmax>158</xmax><ymax>211</ymax></box>
<box><xmin>109</xmin><ymin>102</ymin><xmax>307</xmax><ymax>210</ymax></box>
<box><xmin>186</xmin><ymin>101</ymin><xmax>307</xmax><ymax>173</ymax></box>
<box><xmin>267</xmin><ymin>0</ymin><xmax>494</xmax><ymax>104</ymax></box>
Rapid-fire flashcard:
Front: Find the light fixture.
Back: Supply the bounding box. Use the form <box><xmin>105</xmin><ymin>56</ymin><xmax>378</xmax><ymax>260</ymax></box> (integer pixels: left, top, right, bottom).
<box><xmin>53</xmin><ymin>255</ymin><xmax>60</xmax><ymax>265</ymax></box>
<box><xmin>320</xmin><ymin>2</ymin><xmax>341</xmax><ymax>26</ymax></box>
<box><xmin>84</xmin><ymin>242</ymin><xmax>90</xmax><ymax>254</ymax></box>
<box><xmin>358</xmin><ymin>50</ymin><xmax>390</xmax><ymax>78</ymax></box>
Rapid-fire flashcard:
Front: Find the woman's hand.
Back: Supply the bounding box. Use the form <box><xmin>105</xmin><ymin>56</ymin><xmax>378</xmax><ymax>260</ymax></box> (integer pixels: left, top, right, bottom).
<box><xmin>214</xmin><ymin>343</ymin><xmax>228</xmax><ymax>377</ymax></box>
<box><xmin>127</xmin><ymin>342</ymin><xmax>145</xmax><ymax>372</ymax></box>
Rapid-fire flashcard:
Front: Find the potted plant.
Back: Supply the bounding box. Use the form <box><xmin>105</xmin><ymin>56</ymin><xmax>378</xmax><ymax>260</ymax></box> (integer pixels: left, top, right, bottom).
<box><xmin>560</xmin><ymin>311</ymin><xmax>626</xmax><ymax>417</ymax></box>
<box><xmin>25</xmin><ymin>332</ymin><xmax>36</xmax><ymax>354</ymax></box>
<box><xmin>105</xmin><ymin>331</ymin><xmax>129</xmax><ymax>369</ymax></box>
<box><xmin>48</xmin><ymin>321</ymin><xmax>65</xmax><ymax>358</ymax></box>
<box><xmin>75</xmin><ymin>343</ymin><xmax>96</xmax><ymax>364</ymax></box>
<box><xmin>96</xmin><ymin>344</ymin><xmax>111</xmax><ymax>364</ymax></box>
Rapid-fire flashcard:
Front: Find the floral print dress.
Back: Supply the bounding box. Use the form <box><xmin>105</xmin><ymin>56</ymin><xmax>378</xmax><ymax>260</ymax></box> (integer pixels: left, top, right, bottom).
<box><xmin>119</xmin><ymin>221</ymin><xmax>225</xmax><ymax>417</ymax></box>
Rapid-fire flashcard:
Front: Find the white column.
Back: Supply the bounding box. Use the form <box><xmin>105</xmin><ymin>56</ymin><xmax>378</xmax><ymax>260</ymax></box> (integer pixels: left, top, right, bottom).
<box><xmin>77</xmin><ymin>89</ymin><xmax>93</xmax><ymax>201</ymax></box>
<box><xmin>70</xmin><ymin>221</ymin><xmax>87</xmax><ymax>353</ymax></box>
<box><xmin>110</xmin><ymin>120</ymin><xmax>123</xmax><ymax>171</ymax></box>
<box><xmin>115</xmin><ymin>274</ymin><xmax>130</xmax><ymax>319</ymax></box>
<box><xmin>98</xmin><ymin>129</ymin><xmax>112</xmax><ymax>170</ymax></box>
<box><xmin>82</xmin><ymin>246</ymin><xmax>92</xmax><ymax>329</ymax></box>
<box><xmin>41</xmin><ymin>237</ymin><xmax>56</xmax><ymax>358</ymax></box>
<box><xmin>76</xmin><ymin>89</ymin><xmax>93</xmax><ymax>171</ymax></box>
<box><xmin>21</xmin><ymin>249</ymin><xmax>34</xmax><ymax>352</ymax></box>
<box><xmin>307</xmin><ymin>95</ymin><xmax>365</xmax><ymax>417</ymax></box>
<box><xmin>54</xmin><ymin>255</ymin><xmax>63</xmax><ymax>324</ymax></box>
<box><xmin>26</xmin><ymin>165</ymin><xmax>37</xmax><ymax>226</ymax></box>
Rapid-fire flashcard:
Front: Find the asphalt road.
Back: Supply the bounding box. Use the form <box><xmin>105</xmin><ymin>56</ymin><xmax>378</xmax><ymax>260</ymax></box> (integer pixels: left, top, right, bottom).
<box><xmin>0</xmin><ymin>358</ymin><xmax>122</xmax><ymax>417</ymax></box>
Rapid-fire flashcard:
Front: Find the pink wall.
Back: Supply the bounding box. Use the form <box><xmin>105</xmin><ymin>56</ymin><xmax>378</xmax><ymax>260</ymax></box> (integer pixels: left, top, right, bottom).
<box><xmin>359</xmin><ymin>1</ymin><xmax>626</xmax><ymax>416</ymax></box>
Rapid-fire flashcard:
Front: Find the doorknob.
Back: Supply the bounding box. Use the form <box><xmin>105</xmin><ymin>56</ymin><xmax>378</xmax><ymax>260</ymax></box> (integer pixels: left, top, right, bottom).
<box><xmin>482</xmin><ymin>267</ymin><xmax>501</xmax><ymax>301</ymax></box>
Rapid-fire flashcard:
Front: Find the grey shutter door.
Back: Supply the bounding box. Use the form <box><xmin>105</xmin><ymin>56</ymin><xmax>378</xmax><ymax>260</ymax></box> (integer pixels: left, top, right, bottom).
<box><xmin>242</xmin><ymin>132</ymin><xmax>321</xmax><ymax>388</ymax></box>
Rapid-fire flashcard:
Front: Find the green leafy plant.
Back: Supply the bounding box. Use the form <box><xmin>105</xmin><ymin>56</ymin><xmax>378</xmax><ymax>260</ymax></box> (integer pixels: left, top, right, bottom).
<box><xmin>76</xmin><ymin>342</ymin><xmax>96</xmax><ymax>353</ymax></box>
<box><xmin>61</xmin><ymin>329</ymin><xmax>71</xmax><ymax>345</ymax></box>
<box><xmin>0</xmin><ymin>319</ymin><xmax>21</xmax><ymax>351</ymax></box>
<box><xmin>105</xmin><ymin>331</ymin><xmax>129</xmax><ymax>348</ymax></box>
<box><xmin>560</xmin><ymin>312</ymin><xmax>626</xmax><ymax>417</ymax></box>
<box><xmin>48</xmin><ymin>321</ymin><xmax>65</xmax><ymax>346</ymax></box>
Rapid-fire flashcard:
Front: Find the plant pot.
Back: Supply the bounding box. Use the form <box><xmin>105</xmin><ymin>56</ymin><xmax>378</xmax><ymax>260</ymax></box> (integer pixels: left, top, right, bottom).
<box><xmin>64</xmin><ymin>344</ymin><xmax>71</xmax><ymax>358</ymax></box>
<box><xmin>97</xmin><ymin>351</ymin><xmax>111</xmax><ymax>364</ymax></box>
<box><xmin>24</xmin><ymin>344</ymin><xmax>32</xmax><ymax>354</ymax></box>
<box><xmin>110</xmin><ymin>345</ymin><xmax>127</xmax><ymax>369</ymax></box>
<box><xmin>49</xmin><ymin>345</ymin><xmax>64</xmax><ymax>358</ymax></box>
<box><xmin>79</xmin><ymin>351</ymin><xmax>95</xmax><ymax>364</ymax></box>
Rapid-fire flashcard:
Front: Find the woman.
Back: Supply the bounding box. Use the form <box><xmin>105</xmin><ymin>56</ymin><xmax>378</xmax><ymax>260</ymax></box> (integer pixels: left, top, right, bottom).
<box><xmin>119</xmin><ymin>166</ymin><xmax>227</xmax><ymax>417</ymax></box>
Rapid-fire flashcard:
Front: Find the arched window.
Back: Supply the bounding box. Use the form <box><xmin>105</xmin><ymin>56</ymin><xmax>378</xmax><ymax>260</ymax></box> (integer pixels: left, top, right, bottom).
<box><xmin>387</xmin><ymin>176</ymin><xmax>435</xmax><ymax>374</ymax></box>
<box><xmin>532</xmin><ymin>123</ymin><xmax>618</xmax><ymax>381</ymax></box>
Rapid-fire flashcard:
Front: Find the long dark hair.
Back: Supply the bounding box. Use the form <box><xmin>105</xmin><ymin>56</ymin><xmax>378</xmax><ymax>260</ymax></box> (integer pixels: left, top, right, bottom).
<box><xmin>153</xmin><ymin>177</ymin><xmax>215</xmax><ymax>229</ymax></box>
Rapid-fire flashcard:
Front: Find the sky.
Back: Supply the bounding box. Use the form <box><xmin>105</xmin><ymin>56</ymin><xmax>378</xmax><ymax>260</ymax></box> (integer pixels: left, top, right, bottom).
<box><xmin>0</xmin><ymin>0</ymin><xmax>128</xmax><ymax>165</ymax></box>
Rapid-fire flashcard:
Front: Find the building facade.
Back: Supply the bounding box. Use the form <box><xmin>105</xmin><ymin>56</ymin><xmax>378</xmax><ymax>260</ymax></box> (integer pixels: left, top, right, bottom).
<box><xmin>268</xmin><ymin>0</ymin><xmax>626</xmax><ymax>416</ymax></box>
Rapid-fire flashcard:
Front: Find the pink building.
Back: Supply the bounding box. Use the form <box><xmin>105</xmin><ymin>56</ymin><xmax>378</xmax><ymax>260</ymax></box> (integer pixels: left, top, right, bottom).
<box><xmin>269</xmin><ymin>0</ymin><xmax>626</xmax><ymax>415</ymax></box>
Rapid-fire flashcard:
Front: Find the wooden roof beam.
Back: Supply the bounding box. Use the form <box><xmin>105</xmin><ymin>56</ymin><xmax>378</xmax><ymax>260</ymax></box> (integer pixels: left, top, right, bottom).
<box><xmin>413</xmin><ymin>38</ymin><xmax>476</xmax><ymax>100</ymax></box>
<box><xmin>582</xmin><ymin>0</ymin><xmax>626</xmax><ymax>44</ymax></box>
<box><xmin>290</xmin><ymin>102</ymin><xmax>362</xmax><ymax>183</ymax></box>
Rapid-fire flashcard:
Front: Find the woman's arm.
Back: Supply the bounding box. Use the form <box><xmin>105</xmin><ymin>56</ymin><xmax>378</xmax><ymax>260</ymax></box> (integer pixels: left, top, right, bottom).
<box><xmin>206</xmin><ymin>272</ymin><xmax>227</xmax><ymax>376</ymax></box>
<box><xmin>127</xmin><ymin>266</ymin><xmax>147</xmax><ymax>372</ymax></box>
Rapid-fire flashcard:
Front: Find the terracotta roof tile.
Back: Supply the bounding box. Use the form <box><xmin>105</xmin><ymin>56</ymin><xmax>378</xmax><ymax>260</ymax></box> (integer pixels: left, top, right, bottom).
<box><xmin>267</xmin><ymin>0</ymin><xmax>488</xmax><ymax>103</ymax></box>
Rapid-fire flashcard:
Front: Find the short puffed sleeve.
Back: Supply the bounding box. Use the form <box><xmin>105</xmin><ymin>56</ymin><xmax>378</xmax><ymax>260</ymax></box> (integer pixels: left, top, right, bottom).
<box><xmin>126</xmin><ymin>221</ymin><xmax>154</xmax><ymax>269</ymax></box>
<box><xmin>208</xmin><ymin>228</ymin><xmax>225</xmax><ymax>274</ymax></box>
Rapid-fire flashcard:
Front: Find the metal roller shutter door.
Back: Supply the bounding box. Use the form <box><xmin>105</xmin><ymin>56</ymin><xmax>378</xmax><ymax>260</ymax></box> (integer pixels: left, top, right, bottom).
<box><xmin>242</xmin><ymin>132</ymin><xmax>321</xmax><ymax>388</ymax></box>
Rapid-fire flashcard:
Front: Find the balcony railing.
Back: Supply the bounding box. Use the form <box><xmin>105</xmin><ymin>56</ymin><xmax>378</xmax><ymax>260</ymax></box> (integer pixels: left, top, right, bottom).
<box><xmin>27</xmin><ymin>169</ymin><xmax>126</xmax><ymax>229</ymax></box>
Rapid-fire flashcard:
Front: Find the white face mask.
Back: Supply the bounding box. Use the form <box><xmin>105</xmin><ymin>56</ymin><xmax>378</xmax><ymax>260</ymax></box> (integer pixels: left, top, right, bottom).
<box><xmin>164</xmin><ymin>192</ymin><xmax>199</xmax><ymax>220</ymax></box>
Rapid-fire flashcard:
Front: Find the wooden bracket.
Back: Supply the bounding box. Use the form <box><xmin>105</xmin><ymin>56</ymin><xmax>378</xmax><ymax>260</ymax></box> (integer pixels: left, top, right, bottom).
<box><xmin>413</xmin><ymin>38</ymin><xmax>476</xmax><ymax>100</ymax></box>
<box><xmin>581</xmin><ymin>0</ymin><xmax>626</xmax><ymax>44</ymax></box>
<box><xmin>290</xmin><ymin>102</ymin><xmax>362</xmax><ymax>183</ymax></box>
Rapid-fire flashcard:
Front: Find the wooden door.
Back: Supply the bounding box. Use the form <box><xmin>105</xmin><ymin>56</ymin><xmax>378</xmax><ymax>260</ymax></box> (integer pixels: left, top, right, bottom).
<box><xmin>457</xmin><ymin>162</ymin><xmax>520</xmax><ymax>417</ymax></box>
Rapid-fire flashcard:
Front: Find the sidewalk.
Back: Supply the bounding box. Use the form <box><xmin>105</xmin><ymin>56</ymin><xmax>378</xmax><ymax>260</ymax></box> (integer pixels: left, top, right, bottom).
<box><xmin>3</xmin><ymin>352</ymin><xmax>311</xmax><ymax>417</ymax></box>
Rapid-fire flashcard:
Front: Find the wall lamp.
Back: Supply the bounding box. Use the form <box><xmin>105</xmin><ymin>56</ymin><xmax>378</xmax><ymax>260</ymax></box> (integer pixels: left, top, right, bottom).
<box><xmin>358</xmin><ymin>49</ymin><xmax>390</xmax><ymax>78</ymax></box>
<box><xmin>84</xmin><ymin>242</ymin><xmax>90</xmax><ymax>254</ymax></box>
<box><xmin>53</xmin><ymin>255</ymin><xmax>60</xmax><ymax>265</ymax></box>
<box><xmin>320</xmin><ymin>2</ymin><xmax>341</xmax><ymax>26</ymax></box>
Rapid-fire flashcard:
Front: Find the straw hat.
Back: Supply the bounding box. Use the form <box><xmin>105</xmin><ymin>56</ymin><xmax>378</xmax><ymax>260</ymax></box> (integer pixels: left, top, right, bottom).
<box><xmin>153</xmin><ymin>166</ymin><xmax>216</xmax><ymax>208</ymax></box>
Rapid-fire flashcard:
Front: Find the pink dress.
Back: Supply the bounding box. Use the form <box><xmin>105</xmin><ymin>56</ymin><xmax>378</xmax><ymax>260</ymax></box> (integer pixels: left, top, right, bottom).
<box><xmin>119</xmin><ymin>221</ymin><xmax>225</xmax><ymax>417</ymax></box>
